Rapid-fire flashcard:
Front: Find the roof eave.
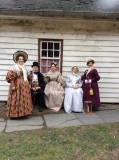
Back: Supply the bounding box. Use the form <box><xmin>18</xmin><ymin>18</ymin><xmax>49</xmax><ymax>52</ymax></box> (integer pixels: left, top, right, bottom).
<box><xmin>0</xmin><ymin>9</ymin><xmax>119</xmax><ymax>20</ymax></box>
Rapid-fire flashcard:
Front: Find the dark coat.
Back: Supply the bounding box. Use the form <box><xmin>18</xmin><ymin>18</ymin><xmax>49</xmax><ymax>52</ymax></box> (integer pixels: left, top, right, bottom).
<box><xmin>30</xmin><ymin>71</ymin><xmax>45</xmax><ymax>90</ymax></box>
<box><xmin>37</xmin><ymin>72</ymin><xmax>45</xmax><ymax>91</ymax></box>
<box><xmin>31</xmin><ymin>71</ymin><xmax>45</xmax><ymax>107</ymax></box>
<box><xmin>81</xmin><ymin>69</ymin><xmax>100</xmax><ymax>109</ymax></box>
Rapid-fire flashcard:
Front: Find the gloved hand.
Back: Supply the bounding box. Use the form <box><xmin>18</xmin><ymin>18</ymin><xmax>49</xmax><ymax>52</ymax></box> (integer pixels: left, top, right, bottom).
<box><xmin>88</xmin><ymin>79</ymin><xmax>92</xmax><ymax>83</ymax></box>
<box><xmin>85</xmin><ymin>80</ymin><xmax>88</xmax><ymax>83</ymax></box>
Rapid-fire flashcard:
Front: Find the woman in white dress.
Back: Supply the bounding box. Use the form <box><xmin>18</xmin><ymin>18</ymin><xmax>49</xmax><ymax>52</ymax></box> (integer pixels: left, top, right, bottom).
<box><xmin>64</xmin><ymin>66</ymin><xmax>84</xmax><ymax>113</ymax></box>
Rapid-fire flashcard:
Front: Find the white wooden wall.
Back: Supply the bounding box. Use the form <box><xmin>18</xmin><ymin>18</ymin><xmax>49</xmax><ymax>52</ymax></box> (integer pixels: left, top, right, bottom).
<box><xmin>0</xmin><ymin>19</ymin><xmax>119</xmax><ymax>103</ymax></box>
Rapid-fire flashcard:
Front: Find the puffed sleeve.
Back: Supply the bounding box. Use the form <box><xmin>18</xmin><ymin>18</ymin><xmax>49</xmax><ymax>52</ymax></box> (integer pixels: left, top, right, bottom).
<box><xmin>6</xmin><ymin>70</ymin><xmax>18</xmax><ymax>88</ymax></box>
<box><xmin>81</xmin><ymin>70</ymin><xmax>87</xmax><ymax>81</ymax></box>
<box><xmin>6</xmin><ymin>70</ymin><xmax>17</xmax><ymax>83</ymax></box>
<box><xmin>27</xmin><ymin>71</ymin><xmax>33</xmax><ymax>83</ymax></box>
<box><xmin>57</xmin><ymin>75</ymin><xmax>64</xmax><ymax>85</ymax></box>
<box><xmin>92</xmin><ymin>69</ymin><xmax>100</xmax><ymax>82</ymax></box>
<box><xmin>65</xmin><ymin>75</ymin><xmax>73</xmax><ymax>88</ymax></box>
<box><xmin>44</xmin><ymin>75</ymin><xmax>50</xmax><ymax>84</ymax></box>
<box><xmin>76</xmin><ymin>76</ymin><xmax>83</xmax><ymax>87</ymax></box>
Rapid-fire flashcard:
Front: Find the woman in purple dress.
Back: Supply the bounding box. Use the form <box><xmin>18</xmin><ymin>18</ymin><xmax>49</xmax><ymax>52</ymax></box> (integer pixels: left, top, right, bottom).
<box><xmin>81</xmin><ymin>59</ymin><xmax>100</xmax><ymax>109</ymax></box>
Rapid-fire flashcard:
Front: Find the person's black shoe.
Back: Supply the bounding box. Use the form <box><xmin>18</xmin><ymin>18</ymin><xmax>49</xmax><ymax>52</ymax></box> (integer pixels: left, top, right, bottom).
<box><xmin>39</xmin><ymin>106</ymin><xmax>43</xmax><ymax>112</ymax></box>
<box><xmin>93</xmin><ymin>108</ymin><xmax>98</xmax><ymax>112</ymax></box>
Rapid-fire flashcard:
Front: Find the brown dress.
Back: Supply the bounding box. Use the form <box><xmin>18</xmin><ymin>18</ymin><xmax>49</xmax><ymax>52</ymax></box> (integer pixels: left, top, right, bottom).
<box><xmin>44</xmin><ymin>71</ymin><xmax>65</xmax><ymax>112</ymax></box>
<box><xmin>6</xmin><ymin>67</ymin><xmax>33</xmax><ymax>118</ymax></box>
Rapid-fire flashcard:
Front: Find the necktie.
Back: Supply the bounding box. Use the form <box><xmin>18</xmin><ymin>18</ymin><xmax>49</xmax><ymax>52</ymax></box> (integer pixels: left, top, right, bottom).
<box><xmin>34</xmin><ymin>72</ymin><xmax>38</xmax><ymax>75</ymax></box>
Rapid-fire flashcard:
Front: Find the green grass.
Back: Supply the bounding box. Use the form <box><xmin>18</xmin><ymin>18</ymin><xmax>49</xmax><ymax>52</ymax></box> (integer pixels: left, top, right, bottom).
<box><xmin>0</xmin><ymin>123</ymin><xmax>119</xmax><ymax>160</ymax></box>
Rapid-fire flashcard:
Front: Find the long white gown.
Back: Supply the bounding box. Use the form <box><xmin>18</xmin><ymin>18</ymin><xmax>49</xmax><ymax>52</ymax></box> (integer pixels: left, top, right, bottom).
<box><xmin>64</xmin><ymin>73</ymin><xmax>84</xmax><ymax>113</ymax></box>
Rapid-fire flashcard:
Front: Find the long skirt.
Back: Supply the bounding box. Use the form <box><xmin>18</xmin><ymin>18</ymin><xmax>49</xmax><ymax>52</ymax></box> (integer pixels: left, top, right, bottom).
<box><xmin>64</xmin><ymin>88</ymin><xmax>84</xmax><ymax>113</ymax></box>
<box><xmin>45</xmin><ymin>81</ymin><xmax>64</xmax><ymax>112</ymax></box>
<box><xmin>7</xmin><ymin>81</ymin><xmax>33</xmax><ymax>118</ymax></box>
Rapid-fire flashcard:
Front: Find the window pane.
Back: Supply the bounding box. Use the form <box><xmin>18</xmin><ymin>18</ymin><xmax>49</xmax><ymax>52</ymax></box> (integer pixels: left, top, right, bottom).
<box><xmin>48</xmin><ymin>51</ymin><xmax>53</xmax><ymax>57</ymax></box>
<box><xmin>41</xmin><ymin>66</ymin><xmax>47</xmax><ymax>73</ymax></box>
<box><xmin>41</xmin><ymin>59</ymin><xmax>47</xmax><ymax>65</ymax></box>
<box><xmin>39</xmin><ymin>39</ymin><xmax>62</xmax><ymax>73</ymax></box>
<box><xmin>56</xmin><ymin>67</ymin><xmax>59</xmax><ymax>71</ymax></box>
<box><xmin>48</xmin><ymin>42</ymin><xmax>53</xmax><ymax>49</ymax></box>
<box><xmin>54</xmin><ymin>60</ymin><xmax>59</xmax><ymax>67</ymax></box>
<box><xmin>42</xmin><ymin>42</ymin><xmax>47</xmax><ymax>49</ymax></box>
<box><xmin>42</xmin><ymin>50</ymin><xmax>47</xmax><ymax>57</ymax></box>
<box><xmin>54</xmin><ymin>43</ymin><xmax>59</xmax><ymax>50</ymax></box>
<box><xmin>54</xmin><ymin>51</ymin><xmax>59</xmax><ymax>57</ymax></box>
<box><xmin>48</xmin><ymin>59</ymin><xmax>53</xmax><ymax>67</ymax></box>
<box><xmin>41</xmin><ymin>60</ymin><xmax>48</xmax><ymax>73</ymax></box>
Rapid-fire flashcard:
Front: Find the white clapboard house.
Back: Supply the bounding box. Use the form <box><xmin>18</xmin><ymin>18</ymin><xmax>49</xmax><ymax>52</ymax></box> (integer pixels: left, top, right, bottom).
<box><xmin>0</xmin><ymin>0</ymin><xmax>119</xmax><ymax>103</ymax></box>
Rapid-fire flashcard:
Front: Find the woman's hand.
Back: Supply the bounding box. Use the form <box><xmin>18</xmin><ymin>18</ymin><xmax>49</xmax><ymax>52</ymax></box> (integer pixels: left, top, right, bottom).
<box><xmin>54</xmin><ymin>88</ymin><xmax>60</xmax><ymax>91</ymax></box>
<box><xmin>85</xmin><ymin>79</ymin><xmax>92</xmax><ymax>83</ymax></box>
<box><xmin>85</xmin><ymin>79</ymin><xmax>88</xmax><ymax>83</ymax></box>
<box><xmin>35</xmin><ymin>87</ymin><xmax>40</xmax><ymax>90</ymax></box>
<box><xmin>11</xmin><ymin>86</ymin><xmax>15</xmax><ymax>91</ymax></box>
<box><xmin>88</xmin><ymin>79</ymin><xmax>92</xmax><ymax>83</ymax></box>
<box><xmin>32</xmin><ymin>87</ymin><xmax>36</xmax><ymax>91</ymax></box>
<box><xmin>57</xmin><ymin>88</ymin><xmax>61</xmax><ymax>91</ymax></box>
<box><xmin>72</xmin><ymin>86</ymin><xmax>79</xmax><ymax>89</ymax></box>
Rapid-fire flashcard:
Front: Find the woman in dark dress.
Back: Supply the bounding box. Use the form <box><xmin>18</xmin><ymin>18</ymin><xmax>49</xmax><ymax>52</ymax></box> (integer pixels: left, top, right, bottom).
<box><xmin>81</xmin><ymin>59</ymin><xmax>100</xmax><ymax>109</ymax></box>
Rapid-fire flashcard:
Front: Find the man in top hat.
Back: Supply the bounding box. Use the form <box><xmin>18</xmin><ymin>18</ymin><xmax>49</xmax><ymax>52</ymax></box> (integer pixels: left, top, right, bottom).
<box><xmin>31</xmin><ymin>62</ymin><xmax>45</xmax><ymax>112</ymax></box>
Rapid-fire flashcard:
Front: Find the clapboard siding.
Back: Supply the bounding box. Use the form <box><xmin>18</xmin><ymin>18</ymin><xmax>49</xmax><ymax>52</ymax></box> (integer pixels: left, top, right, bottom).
<box><xmin>0</xmin><ymin>43</ymin><xmax>37</xmax><ymax>49</ymax></box>
<box><xmin>0</xmin><ymin>37</ymin><xmax>38</xmax><ymax>44</ymax></box>
<box><xmin>63</xmin><ymin>72</ymin><xmax>119</xmax><ymax>78</ymax></box>
<box><xmin>100</xmin><ymin>88</ymin><xmax>119</xmax><ymax>93</ymax></box>
<box><xmin>0</xmin><ymin>91</ymin><xmax>8</xmax><ymax>95</ymax></box>
<box><xmin>0</xmin><ymin>30</ymin><xmax>119</xmax><ymax>41</ymax></box>
<box><xmin>0</xmin><ymin>96</ymin><xmax>7</xmax><ymax>101</ymax></box>
<box><xmin>100</xmin><ymin>97</ymin><xmax>119</xmax><ymax>103</ymax></box>
<box><xmin>63</xmin><ymin>67</ymin><xmax>119</xmax><ymax>73</ymax></box>
<box><xmin>0</xmin><ymin>19</ymin><xmax>119</xmax><ymax>103</ymax></box>
<box><xmin>64</xmin><ymin>46</ymin><xmax>119</xmax><ymax>52</ymax></box>
<box><xmin>0</xmin><ymin>54</ymin><xmax>38</xmax><ymax>60</ymax></box>
<box><xmin>0</xmin><ymin>60</ymin><xmax>38</xmax><ymax>66</ymax></box>
<box><xmin>64</xmin><ymin>40</ymin><xmax>119</xmax><ymax>46</ymax></box>
<box><xmin>0</xmin><ymin>49</ymin><xmax>38</xmax><ymax>57</ymax></box>
<box><xmin>64</xmin><ymin>51</ymin><xmax>119</xmax><ymax>57</ymax></box>
<box><xmin>1</xmin><ymin>37</ymin><xmax>119</xmax><ymax>46</ymax></box>
<box><xmin>63</xmin><ymin>62</ymin><xmax>119</xmax><ymax>68</ymax></box>
<box><xmin>63</xmin><ymin>57</ymin><xmax>119</xmax><ymax>62</ymax></box>
<box><xmin>0</xmin><ymin>75</ymin><xmax>7</xmax><ymax>81</ymax></box>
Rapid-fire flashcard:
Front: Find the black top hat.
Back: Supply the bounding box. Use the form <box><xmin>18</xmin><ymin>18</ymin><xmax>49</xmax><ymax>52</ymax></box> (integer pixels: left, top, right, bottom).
<box><xmin>31</xmin><ymin>62</ymin><xmax>39</xmax><ymax>67</ymax></box>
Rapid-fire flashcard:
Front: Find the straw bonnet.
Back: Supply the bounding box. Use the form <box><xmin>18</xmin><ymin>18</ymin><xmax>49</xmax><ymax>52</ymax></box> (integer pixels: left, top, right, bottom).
<box><xmin>13</xmin><ymin>51</ymin><xmax>28</xmax><ymax>63</ymax></box>
<box><xmin>51</xmin><ymin>61</ymin><xmax>57</xmax><ymax>67</ymax></box>
<box><xmin>87</xmin><ymin>59</ymin><xmax>95</xmax><ymax>65</ymax></box>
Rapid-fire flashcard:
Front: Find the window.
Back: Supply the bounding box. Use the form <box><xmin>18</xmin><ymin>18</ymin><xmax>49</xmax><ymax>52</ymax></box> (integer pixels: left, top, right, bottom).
<box><xmin>38</xmin><ymin>39</ymin><xmax>63</xmax><ymax>73</ymax></box>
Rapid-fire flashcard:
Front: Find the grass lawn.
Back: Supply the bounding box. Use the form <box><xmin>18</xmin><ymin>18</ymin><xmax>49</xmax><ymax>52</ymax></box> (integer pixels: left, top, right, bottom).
<box><xmin>0</xmin><ymin>123</ymin><xmax>119</xmax><ymax>160</ymax></box>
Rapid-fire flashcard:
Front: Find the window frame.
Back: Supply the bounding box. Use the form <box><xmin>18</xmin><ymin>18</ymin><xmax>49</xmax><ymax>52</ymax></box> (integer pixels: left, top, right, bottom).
<box><xmin>38</xmin><ymin>38</ymin><xmax>63</xmax><ymax>73</ymax></box>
